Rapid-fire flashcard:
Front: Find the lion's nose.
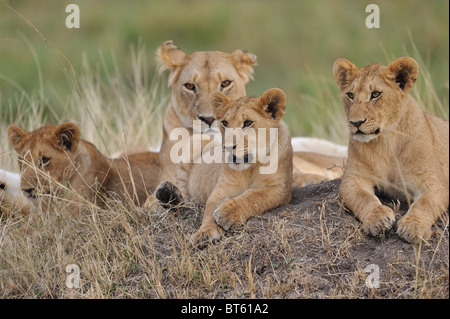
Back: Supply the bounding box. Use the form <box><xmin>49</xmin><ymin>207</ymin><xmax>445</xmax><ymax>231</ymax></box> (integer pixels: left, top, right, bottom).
<box><xmin>198</xmin><ymin>116</ymin><xmax>215</xmax><ymax>127</ymax></box>
<box><xmin>349</xmin><ymin>118</ymin><xmax>367</xmax><ymax>128</ymax></box>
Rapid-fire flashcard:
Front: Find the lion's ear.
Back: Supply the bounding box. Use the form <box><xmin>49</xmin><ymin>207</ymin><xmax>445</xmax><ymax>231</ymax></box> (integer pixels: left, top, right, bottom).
<box><xmin>257</xmin><ymin>88</ymin><xmax>287</xmax><ymax>121</ymax></box>
<box><xmin>333</xmin><ymin>58</ymin><xmax>359</xmax><ymax>91</ymax></box>
<box><xmin>8</xmin><ymin>125</ymin><xmax>27</xmax><ymax>153</ymax></box>
<box><xmin>231</xmin><ymin>49</ymin><xmax>257</xmax><ymax>84</ymax></box>
<box><xmin>387</xmin><ymin>57</ymin><xmax>419</xmax><ymax>93</ymax></box>
<box><xmin>52</xmin><ymin>122</ymin><xmax>81</xmax><ymax>152</ymax></box>
<box><xmin>156</xmin><ymin>40</ymin><xmax>186</xmax><ymax>72</ymax></box>
<box><xmin>210</xmin><ymin>92</ymin><xmax>232</xmax><ymax>120</ymax></box>
<box><xmin>156</xmin><ymin>40</ymin><xmax>186</xmax><ymax>86</ymax></box>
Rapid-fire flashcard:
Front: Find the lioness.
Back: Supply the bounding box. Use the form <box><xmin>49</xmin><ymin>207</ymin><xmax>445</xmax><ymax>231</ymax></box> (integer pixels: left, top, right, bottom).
<box><xmin>153</xmin><ymin>40</ymin><xmax>257</xmax><ymax>204</ymax></box>
<box><xmin>172</xmin><ymin>88</ymin><xmax>293</xmax><ymax>243</ymax></box>
<box><xmin>8</xmin><ymin>122</ymin><xmax>160</xmax><ymax>213</ymax></box>
<box><xmin>333</xmin><ymin>56</ymin><xmax>449</xmax><ymax>243</ymax></box>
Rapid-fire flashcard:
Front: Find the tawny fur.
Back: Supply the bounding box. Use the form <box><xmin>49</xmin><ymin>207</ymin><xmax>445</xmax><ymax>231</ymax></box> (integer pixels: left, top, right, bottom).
<box><xmin>150</xmin><ymin>40</ymin><xmax>343</xmax><ymax>200</ymax></box>
<box><xmin>291</xmin><ymin>136</ymin><xmax>347</xmax><ymax>158</ymax></box>
<box><xmin>8</xmin><ymin>123</ymin><xmax>160</xmax><ymax>215</ymax></box>
<box><xmin>175</xmin><ymin>88</ymin><xmax>293</xmax><ymax>243</ymax></box>
<box><xmin>115</xmin><ymin>145</ymin><xmax>345</xmax><ymax>189</ymax></box>
<box><xmin>152</xmin><ymin>40</ymin><xmax>258</xmax><ymax>203</ymax></box>
<box><xmin>292</xmin><ymin>152</ymin><xmax>345</xmax><ymax>187</ymax></box>
<box><xmin>333</xmin><ymin>56</ymin><xmax>449</xmax><ymax>243</ymax></box>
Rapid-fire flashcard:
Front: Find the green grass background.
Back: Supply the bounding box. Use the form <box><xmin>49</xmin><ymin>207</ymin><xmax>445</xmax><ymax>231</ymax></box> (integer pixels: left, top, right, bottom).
<box><xmin>0</xmin><ymin>0</ymin><xmax>448</xmax><ymax>141</ymax></box>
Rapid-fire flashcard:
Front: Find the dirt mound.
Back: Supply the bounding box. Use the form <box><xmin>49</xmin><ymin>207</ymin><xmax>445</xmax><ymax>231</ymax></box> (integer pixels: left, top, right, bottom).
<box><xmin>146</xmin><ymin>179</ymin><xmax>448</xmax><ymax>298</ymax></box>
<box><xmin>238</xmin><ymin>179</ymin><xmax>449</xmax><ymax>298</ymax></box>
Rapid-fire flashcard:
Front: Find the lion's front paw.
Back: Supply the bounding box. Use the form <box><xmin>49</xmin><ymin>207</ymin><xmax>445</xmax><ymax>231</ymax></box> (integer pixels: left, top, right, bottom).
<box><xmin>396</xmin><ymin>213</ymin><xmax>432</xmax><ymax>243</ymax></box>
<box><xmin>191</xmin><ymin>224</ymin><xmax>223</xmax><ymax>246</ymax></box>
<box><xmin>361</xmin><ymin>205</ymin><xmax>396</xmax><ymax>236</ymax></box>
<box><xmin>155</xmin><ymin>181</ymin><xmax>183</xmax><ymax>205</ymax></box>
<box><xmin>213</xmin><ymin>200</ymin><xmax>242</xmax><ymax>230</ymax></box>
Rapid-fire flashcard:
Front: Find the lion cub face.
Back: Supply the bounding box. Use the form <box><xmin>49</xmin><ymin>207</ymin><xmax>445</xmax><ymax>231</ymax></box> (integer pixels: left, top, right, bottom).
<box><xmin>8</xmin><ymin>123</ymin><xmax>81</xmax><ymax>200</ymax></box>
<box><xmin>210</xmin><ymin>88</ymin><xmax>286</xmax><ymax>171</ymax></box>
<box><xmin>333</xmin><ymin>57</ymin><xmax>419</xmax><ymax>143</ymax></box>
<box><xmin>157</xmin><ymin>40</ymin><xmax>257</xmax><ymax>132</ymax></box>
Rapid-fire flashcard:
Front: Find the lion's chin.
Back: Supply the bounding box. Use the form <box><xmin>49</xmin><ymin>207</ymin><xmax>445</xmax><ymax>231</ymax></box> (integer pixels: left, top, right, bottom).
<box><xmin>352</xmin><ymin>132</ymin><xmax>379</xmax><ymax>143</ymax></box>
<box><xmin>202</xmin><ymin>127</ymin><xmax>220</xmax><ymax>135</ymax></box>
<box><xmin>228</xmin><ymin>162</ymin><xmax>251</xmax><ymax>171</ymax></box>
<box><xmin>351</xmin><ymin>128</ymin><xmax>381</xmax><ymax>143</ymax></box>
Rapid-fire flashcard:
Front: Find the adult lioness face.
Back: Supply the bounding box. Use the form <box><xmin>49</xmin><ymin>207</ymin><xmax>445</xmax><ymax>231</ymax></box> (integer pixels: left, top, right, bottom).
<box><xmin>158</xmin><ymin>40</ymin><xmax>257</xmax><ymax>132</ymax></box>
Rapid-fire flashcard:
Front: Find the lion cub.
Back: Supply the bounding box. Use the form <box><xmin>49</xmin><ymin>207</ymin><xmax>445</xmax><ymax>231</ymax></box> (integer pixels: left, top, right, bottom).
<box><xmin>8</xmin><ymin>123</ymin><xmax>160</xmax><ymax>213</ymax></box>
<box><xmin>173</xmin><ymin>88</ymin><xmax>293</xmax><ymax>243</ymax></box>
<box><xmin>333</xmin><ymin>56</ymin><xmax>449</xmax><ymax>243</ymax></box>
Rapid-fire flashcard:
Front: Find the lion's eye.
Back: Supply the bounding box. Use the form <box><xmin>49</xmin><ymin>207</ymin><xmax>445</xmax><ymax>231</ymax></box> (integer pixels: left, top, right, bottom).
<box><xmin>221</xmin><ymin>120</ymin><xmax>228</xmax><ymax>127</ymax></box>
<box><xmin>243</xmin><ymin>120</ymin><xmax>253</xmax><ymax>128</ymax></box>
<box><xmin>39</xmin><ymin>156</ymin><xmax>50</xmax><ymax>167</ymax></box>
<box><xmin>346</xmin><ymin>92</ymin><xmax>354</xmax><ymax>100</ymax></box>
<box><xmin>370</xmin><ymin>91</ymin><xmax>381</xmax><ymax>99</ymax></box>
<box><xmin>220</xmin><ymin>80</ymin><xmax>232</xmax><ymax>90</ymax></box>
<box><xmin>184</xmin><ymin>83</ymin><xmax>196</xmax><ymax>92</ymax></box>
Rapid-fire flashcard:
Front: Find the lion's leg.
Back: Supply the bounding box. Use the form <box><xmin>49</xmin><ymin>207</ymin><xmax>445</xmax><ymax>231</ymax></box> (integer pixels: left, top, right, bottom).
<box><xmin>340</xmin><ymin>176</ymin><xmax>396</xmax><ymax>236</ymax></box>
<box><xmin>155</xmin><ymin>155</ymin><xmax>182</xmax><ymax>205</ymax></box>
<box><xmin>152</xmin><ymin>135</ymin><xmax>185</xmax><ymax>204</ymax></box>
<box><xmin>213</xmin><ymin>186</ymin><xmax>288</xmax><ymax>231</ymax></box>
<box><xmin>174</xmin><ymin>162</ymin><xmax>192</xmax><ymax>200</ymax></box>
<box><xmin>191</xmin><ymin>196</ymin><xmax>224</xmax><ymax>244</ymax></box>
<box><xmin>397</xmin><ymin>187</ymin><xmax>449</xmax><ymax>243</ymax></box>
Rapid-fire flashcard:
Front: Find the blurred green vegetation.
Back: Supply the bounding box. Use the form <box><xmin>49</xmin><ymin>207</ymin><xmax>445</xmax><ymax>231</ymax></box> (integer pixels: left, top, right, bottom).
<box><xmin>0</xmin><ymin>0</ymin><xmax>448</xmax><ymax>138</ymax></box>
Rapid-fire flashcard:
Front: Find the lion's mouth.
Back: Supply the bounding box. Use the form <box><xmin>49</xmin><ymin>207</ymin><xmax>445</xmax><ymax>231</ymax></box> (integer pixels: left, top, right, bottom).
<box><xmin>229</xmin><ymin>152</ymin><xmax>254</xmax><ymax>164</ymax></box>
<box><xmin>352</xmin><ymin>127</ymin><xmax>381</xmax><ymax>143</ymax></box>
<box><xmin>354</xmin><ymin>128</ymin><xmax>381</xmax><ymax>135</ymax></box>
<box><xmin>232</xmin><ymin>154</ymin><xmax>250</xmax><ymax>163</ymax></box>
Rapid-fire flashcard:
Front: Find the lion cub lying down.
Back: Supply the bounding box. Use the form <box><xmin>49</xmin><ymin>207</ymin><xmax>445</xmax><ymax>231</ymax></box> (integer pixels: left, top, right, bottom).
<box><xmin>333</xmin><ymin>56</ymin><xmax>449</xmax><ymax>243</ymax></box>
<box><xmin>7</xmin><ymin>122</ymin><xmax>160</xmax><ymax>214</ymax></box>
<box><xmin>170</xmin><ymin>88</ymin><xmax>293</xmax><ymax>243</ymax></box>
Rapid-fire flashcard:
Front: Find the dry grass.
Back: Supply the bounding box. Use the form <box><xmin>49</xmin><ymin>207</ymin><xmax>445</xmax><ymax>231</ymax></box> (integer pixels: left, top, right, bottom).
<box><xmin>0</xmin><ymin>40</ymin><xmax>448</xmax><ymax>299</ymax></box>
<box><xmin>0</xmin><ymin>179</ymin><xmax>448</xmax><ymax>298</ymax></box>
